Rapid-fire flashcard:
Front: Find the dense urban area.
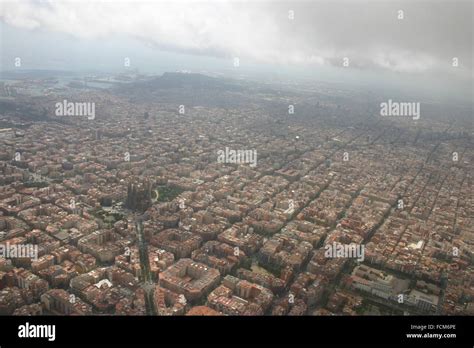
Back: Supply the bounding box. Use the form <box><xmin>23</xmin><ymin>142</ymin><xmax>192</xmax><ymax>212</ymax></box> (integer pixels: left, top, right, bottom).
<box><xmin>0</xmin><ymin>71</ymin><xmax>472</xmax><ymax>316</ymax></box>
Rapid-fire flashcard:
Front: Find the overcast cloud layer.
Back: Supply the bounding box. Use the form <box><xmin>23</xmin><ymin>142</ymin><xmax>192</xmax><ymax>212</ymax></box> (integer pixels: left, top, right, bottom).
<box><xmin>0</xmin><ymin>0</ymin><xmax>472</xmax><ymax>81</ymax></box>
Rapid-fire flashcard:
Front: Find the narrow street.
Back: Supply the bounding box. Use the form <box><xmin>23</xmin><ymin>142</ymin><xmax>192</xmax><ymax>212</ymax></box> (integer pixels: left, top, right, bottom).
<box><xmin>135</xmin><ymin>219</ymin><xmax>157</xmax><ymax>315</ymax></box>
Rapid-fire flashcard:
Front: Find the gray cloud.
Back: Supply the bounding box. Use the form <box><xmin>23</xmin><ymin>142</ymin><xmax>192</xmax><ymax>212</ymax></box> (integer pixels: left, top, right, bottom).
<box><xmin>0</xmin><ymin>0</ymin><xmax>472</xmax><ymax>79</ymax></box>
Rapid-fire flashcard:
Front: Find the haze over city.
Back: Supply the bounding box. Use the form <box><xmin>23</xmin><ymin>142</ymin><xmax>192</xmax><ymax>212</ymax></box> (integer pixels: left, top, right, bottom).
<box><xmin>0</xmin><ymin>0</ymin><xmax>472</xmax><ymax>328</ymax></box>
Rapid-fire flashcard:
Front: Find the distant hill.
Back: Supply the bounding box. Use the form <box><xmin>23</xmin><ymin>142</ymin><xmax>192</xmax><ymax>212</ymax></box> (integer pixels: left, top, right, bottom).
<box><xmin>114</xmin><ymin>72</ymin><xmax>250</xmax><ymax>108</ymax></box>
<box><xmin>125</xmin><ymin>72</ymin><xmax>244</xmax><ymax>92</ymax></box>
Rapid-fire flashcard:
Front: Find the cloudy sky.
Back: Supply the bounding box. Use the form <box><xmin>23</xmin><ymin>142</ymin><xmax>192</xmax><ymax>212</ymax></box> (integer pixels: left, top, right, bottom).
<box><xmin>0</xmin><ymin>0</ymin><xmax>472</xmax><ymax>100</ymax></box>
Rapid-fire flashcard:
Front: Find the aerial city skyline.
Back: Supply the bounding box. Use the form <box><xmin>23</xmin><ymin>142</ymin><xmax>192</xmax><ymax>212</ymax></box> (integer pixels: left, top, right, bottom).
<box><xmin>0</xmin><ymin>3</ymin><xmax>472</xmax><ymax>340</ymax></box>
